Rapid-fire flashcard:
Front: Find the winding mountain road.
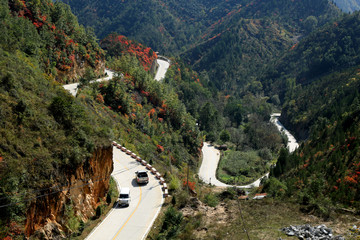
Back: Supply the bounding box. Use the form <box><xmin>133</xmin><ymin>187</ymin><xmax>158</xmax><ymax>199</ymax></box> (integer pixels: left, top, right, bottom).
<box><xmin>61</xmin><ymin>55</ymin><xmax>300</xmax><ymax>238</ymax></box>
<box><xmin>62</xmin><ymin>61</ymin><xmax>168</xmax><ymax>239</ymax></box>
<box><xmin>199</xmin><ymin>114</ymin><xmax>298</xmax><ymax>189</ymax></box>
<box><xmin>270</xmin><ymin>113</ymin><xmax>299</xmax><ymax>153</ymax></box>
<box><xmin>199</xmin><ymin>143</ymin><xmax>269</xmax><ymax>188</ymax></box>
<box><xmin>64</xmin><ymin>56</ymin><xmax>169</xmax><ymax>96</ymax></box>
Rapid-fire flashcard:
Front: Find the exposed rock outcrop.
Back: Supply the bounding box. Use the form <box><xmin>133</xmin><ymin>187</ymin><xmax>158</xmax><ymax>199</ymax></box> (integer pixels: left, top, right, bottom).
<box><xmin>281</xmin><ymin>224</ymin><xmax>345</xmax><ymax>240</ymax></box>
<box><xmin>57</xmin><ymin>57</ymin><xmax>106</xmax><ymax>84</ymax></box>
<box><xmin>25</xmin><ymin>145</ymin><xmax>113</xmax><ymax>238</ymax></box>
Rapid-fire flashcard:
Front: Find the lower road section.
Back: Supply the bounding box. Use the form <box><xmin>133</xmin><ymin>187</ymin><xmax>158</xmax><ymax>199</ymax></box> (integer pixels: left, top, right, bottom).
<box><xmin>86</xmin><ymin>146</ymin><xmax>163</xmax><ymax>240</ymax></box>
<box><xmin>199</xmin><ymin>143</ymin><xmax>228</xmax><ymax>187</ymax></box>
<box><xmin>199</xmin><ymin>143</ymin><xmax>268</xmax><ymax>188</ymax></box>
<box><xmin>200</xmin><ymin>114</ymin><xmax>298</xmax><ymax>189</ymax></box>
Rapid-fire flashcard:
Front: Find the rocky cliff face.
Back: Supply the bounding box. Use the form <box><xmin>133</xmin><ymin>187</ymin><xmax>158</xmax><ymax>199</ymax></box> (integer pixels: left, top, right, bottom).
<box><xmin>57</xmin><ymin>58</ymin><xmax>106</xmax><ymax>84</ymax></box>
<box><xmin>24</xmin><ymin>145</ymin><xmax>113</xmax><ymax>238</ymax></box>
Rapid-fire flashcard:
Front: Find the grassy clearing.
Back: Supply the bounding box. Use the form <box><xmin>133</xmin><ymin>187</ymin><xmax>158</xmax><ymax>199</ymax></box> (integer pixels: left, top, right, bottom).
<box><xmin>217</xmin><ymin>150</ymin><xmax>268</xmax><ymax>185</ymax></box>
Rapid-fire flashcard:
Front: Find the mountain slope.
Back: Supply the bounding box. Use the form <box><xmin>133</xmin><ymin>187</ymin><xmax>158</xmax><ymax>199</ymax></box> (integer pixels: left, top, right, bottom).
<box><xmin>0</xmin><ymin>3</ymin><xmax>204</xmax><ymax>236</ymax></box>
<box><xmin>334</xmin><ymin>0</ymin><xmax>360</xmax><ymax>12</ymax></box>
<box><xmin>61</xmin><ymin>0</ymin><xmax>229</xmax><ymax>53</ymax></box>
<box><xmin>61</xmin><ymin>0</ymin><xmax>341</xmax><ymax>93</ymax></box>
<box><xmin>1</xmin><ymin>0</ymin><xmax>104</xmax><ymax>83</ymax></box>
<box><xmin>261</xmin><ymin>12</ymin><xmax>360</xmax><ymax>134</ymax></box>
<box><xmin>0</xmin><ymin>46</ymin><xmax>115</xmax><ymax>238</ymax></box>
<box><xmin>181</xmin><ymin>0</ymin><xmax>341</xmax><ymax>92</ymax></box>
<box><xmin>260</xmin><ymin>12</ymin><xmax>360</xmax><ymax>210</ymax></box>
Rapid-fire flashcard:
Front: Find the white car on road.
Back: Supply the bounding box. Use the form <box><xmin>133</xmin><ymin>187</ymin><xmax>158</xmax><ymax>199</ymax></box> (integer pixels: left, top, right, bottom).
<box><xmin>118</xmin><ymin>187</ymin><xmax>131</xmax><ymax>207</ymax></box>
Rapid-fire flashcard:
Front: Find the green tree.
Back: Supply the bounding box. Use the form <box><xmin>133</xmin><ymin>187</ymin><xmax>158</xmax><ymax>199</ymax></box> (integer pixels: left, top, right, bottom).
<box><xmin>220</xmin><ymin>130</ymin><xmax>230</xmax><ymax>143</ymax></box>
<box><xmin>303</xmin><ymin>16</ymin><xmax>318</xmax><ymax>33</ymax></box>
<box><xmin>272</xmin><ymin>148</ymin><xmax>289</xmax><ymax>177</ymax></box>
<box><xmin>263</xmin><ymin>177</ymin><xmax>287</xmax><ymax>198</ymax></box>
<box><xmin>199</xmin><ymin>102</ymin><xmax>219</xmax><ymax>132</ymax></box>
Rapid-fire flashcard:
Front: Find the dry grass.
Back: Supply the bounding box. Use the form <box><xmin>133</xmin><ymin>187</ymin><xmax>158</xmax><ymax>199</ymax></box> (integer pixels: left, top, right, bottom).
<box><xmin>146</xmin><ymin>186</ymin><xmax>360</xmax><ymax>240</ymax></box>
<box><xmin>202</xmin><ymin>199</ymin><xmax>360</xmax><ymax>240</ymax></box>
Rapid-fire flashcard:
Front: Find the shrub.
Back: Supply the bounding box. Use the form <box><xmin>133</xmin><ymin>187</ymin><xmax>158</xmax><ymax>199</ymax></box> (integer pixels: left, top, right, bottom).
<box><xmin>262</xmin><ymin>177</ymin><xmax>287</xmax><ymax>198</ymax></box>
<box><xmin>220</xmin><ymin>130</ymin><xmax>230</xmax><ymax>143</ymax></box>
<box><xmin>77</xmin><ymin>220</ymin><xmax>85</xmax><ymax>236</ymax></box>
<box><xmin>95</xmin><ymin>206</ymin><xmax>102</xmax><ymax>218</ymax></box>
<box><xmin>258</xmin><ymin>148</ymin><xmax>272</xmax><ymax>161</ymax></box>
<box><xmin>64</xmin><ymin>203</ymin><xmax>80</xmax><ymax>233</ymax></box>
<box><xmin>219</xmin><ymin>187</ymin><xmax>238</xmax><ymax>200</ymax></box>
<box><xmin>106</xmin><ymin>192</ymin><xmax>112</xmax><ymax>205</ymax></box>
<box><xmin>169</xmin><ymin>175</ymin><xmax>180</xmax><ymax>191</ymax></box>
<box><xmin>203</xmin><ymin>193</ymin><xmax>219</xmax><ymax>207</ymax></box>
<box><xmin>176</xmin><ymin>191</ymin><xmax>189</xmax><ymax>208</ymax></box>
<box><xmin>158</xmin><ymin>206</ymin><xmax>183</xmax><ymax>239</ymax></box>
<box><xmin>205</xmin><ymin>132</ymin><xmax>216</xmax><ymax>142</ymax></box>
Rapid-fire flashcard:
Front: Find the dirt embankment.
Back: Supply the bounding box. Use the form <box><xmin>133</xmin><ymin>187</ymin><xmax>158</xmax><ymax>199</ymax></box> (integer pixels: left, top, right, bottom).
<box><xmin>25</xmin><ymin>146</ymin><xmax>113</xmax><ymax>238</ymax></box>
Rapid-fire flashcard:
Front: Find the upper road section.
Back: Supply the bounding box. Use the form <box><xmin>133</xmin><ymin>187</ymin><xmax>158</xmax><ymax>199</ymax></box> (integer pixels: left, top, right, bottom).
<box><xmin>154</xmin><ymin>58</ymin><xmax>170</xmax><ymax>81</ymax></box>
<box><xmin>63</xmin><ymin>69</ymin><xmax>114</xmax><ymax>96</ymax></box>
<box><xmin>270</xmin><ymin>113</ymin><xmax>299</xmax><ymax>153</ymax></box>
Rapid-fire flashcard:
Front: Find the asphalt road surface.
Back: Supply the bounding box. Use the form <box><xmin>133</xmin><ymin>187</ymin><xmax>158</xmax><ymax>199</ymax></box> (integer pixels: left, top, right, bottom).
<box><xmin>270</xmin><ymin>113</ymin><xmax>299</xmax><ymax>153</ymax></box>
<box><xmin>86</xmin><ymin>146</ymin><xmax>163</xmax><ymax>240</ymax></box>
<box><xmin>63</xmin><ymin>69</ymin><xmax>114</xmax><ymax>96</ymax></box>
<box><xmin>154</xmin><ymin>59</ymin><xmax>170</xmax><ymax>81</ymax></box>
<box><xmin>199</xmin><ymin>143</ymin><xmax>268</xmax><ymax>188</ymax></box>
<box><xmin>62</xmin><ymin>63</ymin><xmax>166</xmax><ymax>240</ymax></box>
<box><xmin>199</xmin><ymin>114</ymin><xmax>298</xmax><ymax>189</ymax></box>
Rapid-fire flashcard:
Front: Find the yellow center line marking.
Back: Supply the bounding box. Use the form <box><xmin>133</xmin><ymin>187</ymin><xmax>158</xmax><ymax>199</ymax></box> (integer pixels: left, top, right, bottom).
<box><xmin>112</xmin><ymin>157</ymin><xmax>142</xmax><ymax>240</ymax></box>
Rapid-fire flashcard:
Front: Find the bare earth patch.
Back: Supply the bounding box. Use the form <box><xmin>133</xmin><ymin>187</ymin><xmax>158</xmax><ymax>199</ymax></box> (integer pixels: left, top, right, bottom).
<box><xmin>179</xmin><ymin>197</ymin><xmax>360</xmax><ymax>240</ymax></box>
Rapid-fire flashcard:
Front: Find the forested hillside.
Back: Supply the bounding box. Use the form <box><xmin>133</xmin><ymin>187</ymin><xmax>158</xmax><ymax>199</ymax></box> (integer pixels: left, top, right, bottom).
<box><xmin>100</xmin><ymin>34</ymin><xmax>158</xmax><ymax>72</ymax></box>
<box><xmin>0</xmin><ymin>46</ymin><xmax>114</xmax><ymax>238</ymax></box>
<box><xmin>88</xmin><ymin>34</ymin><xmax>203</xmax><ymax>160</ymax></box>
<box><xmin>261</xmin><ymin>12</ymin><xmax>360</xmax><ymax>213</ymax></box>
<box><xmin>181</xmin><ymin>0</ymin><xmax>341</xmax><ymax>92</ymax></box>
<box><xmin>262</xmin><ymin>12</ymin><xmax>360</xmax><ymax>138</ymax></box>
<box><xmin>1</xmin><ymin>0</ymin><xmax>104</xmax><ymax>83</ymax></box>
<box><xmin>61</xmin><ymin>0</ymin><xmax>240</xmax><ymax>54</ymax></box>
<box><xmin>63</xmin><ymin>0</ymin><xmax>341</xmax><ymax>93</ymax></box>
<box><xmin>0</xmin><ymin>1</ymin><xmax>204</xmax><ymax>236</ymax></box>
<box><xmin>0</xmin><ymin>0</ymin><xmax>115</xmax><ymax>237</ymax></box>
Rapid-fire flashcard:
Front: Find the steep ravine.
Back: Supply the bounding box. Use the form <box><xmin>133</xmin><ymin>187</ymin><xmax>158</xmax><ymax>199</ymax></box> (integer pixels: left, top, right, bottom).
<box><xmin>25</xmin><ymin>146</ymin><xmax>113</xmax><ymax>238</ymax></box>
